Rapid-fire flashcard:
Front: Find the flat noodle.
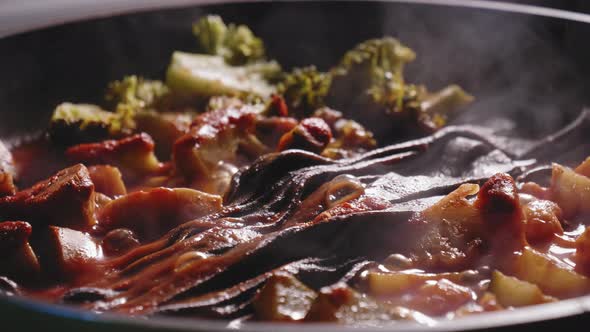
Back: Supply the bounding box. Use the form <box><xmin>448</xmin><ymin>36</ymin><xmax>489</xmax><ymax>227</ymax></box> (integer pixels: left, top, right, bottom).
<box><xmin>73</xmin><ymin>124</ymin><xmax>543</xmax><ymax>315</ymax></box>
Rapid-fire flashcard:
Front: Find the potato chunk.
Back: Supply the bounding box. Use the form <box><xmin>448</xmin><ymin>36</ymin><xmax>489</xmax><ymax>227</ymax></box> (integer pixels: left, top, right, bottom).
<box><xmin>550</xmin><ymin>164</ymin><xmax>590</xmax><ymax>218</ymax></box>
<box><xmin>522</xmin><ymin>200</ymin><xmax>563</xmax><ymax>243</ymax></box>
<box><xmin>422</xmin><ymin>183</ymin><xmax>480</xmax><ymax>226</ymax></box>
<box><xmin>489</xmin><ymin>270</ymin><xmax>552</xmax><ymax>307</ymax></box>
<box><xmin>252</xmin><ymin>272</ymin><xmax>317</xmax><ymax>321</ymax></box>
<box><xmin>0</xmin><ymin>164</ymin><xmax>96</xmax><ymax>230</ymax></box>
<box><xmin>513</xmin><ymin>247</ymin><xmax>590</xmax><ymax>297</ymax></box>
<box><xmin>97</xmin><ymin>187</ymin><xmax>222</xmax><ymax>240</ymax></box>
<box><xmin>305</xmin><ymin>283</ymin><xmax>422</xmax><ymax>323</ymax></box>
<box><xmin>367</xmin><ymin>271</ymin><xmax>430</xmax><ymax>296</ymax></box>
<box><xmin>574</xmin><ymin>157</ymin><xmax>590</xmax><ymax>177</ymax></box>
<box><xmin>575</xmin><ymin>226</ymin><xmax>590</xmax><ymax>267</ymax></box>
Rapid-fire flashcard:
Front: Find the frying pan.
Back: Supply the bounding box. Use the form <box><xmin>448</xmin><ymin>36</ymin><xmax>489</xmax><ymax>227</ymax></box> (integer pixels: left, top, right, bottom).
<box><xmin>1</xmin><ymin>1</ymin><xmax>590</xmax><ymax>331</ymax></box>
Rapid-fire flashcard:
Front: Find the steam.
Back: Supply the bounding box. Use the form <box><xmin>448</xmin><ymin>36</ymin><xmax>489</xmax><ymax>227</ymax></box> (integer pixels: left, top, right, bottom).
<box><xmin>381</xmin><ymin>3</ymin><xmax>587</xmax><ymax>138</ymax></box>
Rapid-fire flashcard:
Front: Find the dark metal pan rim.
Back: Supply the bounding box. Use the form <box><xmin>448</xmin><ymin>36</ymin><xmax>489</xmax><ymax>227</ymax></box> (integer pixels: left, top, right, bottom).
<box><xmin>2</xmin><ymin>289</ymin><xmax>590</xmax><ymax>331</ymax></box>
<box><xmin>2</xmin><ymin>0</ymin><xmax>590</xmax><ymax>39</ymax></box>
<box><xmin>1</xmin><ymin>0</ymin><xmax>590</xmax><ymax>330</ymax></box>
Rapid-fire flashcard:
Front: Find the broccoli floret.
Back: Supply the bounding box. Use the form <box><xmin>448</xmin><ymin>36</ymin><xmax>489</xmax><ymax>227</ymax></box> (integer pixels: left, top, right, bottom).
<box><xmin>404</xmin><ymin>84</ymin><xmax>474</xmax><ymax>131</ymax></box>
<box><xmin>324</xmin><ymin>37</ymin><xmax>472</xmax><ymax>142</ymax></box>
<box><xmin>105</xmin><ymin>75</ymin><xmax>169</xmax><ymax>111</ymax></box>
<box><xmin>165</xmin><ymin>51</ymin><xmax>278</xmax><ymax>101</ymax></box>
<box><xmin>193</xmin><ymin>15</ymin><xmax>265</xmax><ymax>66</ymax></box>
<box><xmin>276</xmin><ymin>66</ymin><xmax>332</xmax><ymax>118</ymax></box>
<box><xmin>327</xmin><ymin>37</ymin><xmax>415</xmax><ymax>114</ymax></box>
<box><xmin>48</xmin><ymin>103</ymin><xmax>121</xmax><ymax>144</ymax></box>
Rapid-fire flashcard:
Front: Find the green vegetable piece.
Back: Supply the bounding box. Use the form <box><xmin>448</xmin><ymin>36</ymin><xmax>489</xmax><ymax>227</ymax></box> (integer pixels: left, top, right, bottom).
<box><xmin>324</xmin><ymin>37</ymin><xmax>472</xmax><ymax>141</ymax></box>
<box><xmin>328</xmin><ymin>37</ymin><xmax>416</xmax><ymax>112</ymax></box>
<box><xmin>48</xmin><ymin>103</ymin><xmax>118</xmax><ymax>143</ymax></box>
<box><xmin>192</xmin><ymin>15</ymin><xmax>265</xmax><ymax>65</ymax></box>
<box><xmin>165</xmin><ymin>52</ymin><xmax>277</xmax><ymax>100</ymax></box>
<box><xmin>277</xmin><ymin>66</ymin><xmax>332</xmax><ymax>118</ymax></box>
<box><xmin>105</xmin><ymin>75</ymin><xmax>169</xmax><ymax>111</ymax></box>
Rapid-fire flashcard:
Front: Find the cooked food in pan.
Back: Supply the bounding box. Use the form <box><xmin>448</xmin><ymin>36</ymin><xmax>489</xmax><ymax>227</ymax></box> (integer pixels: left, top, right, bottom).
<box><xmin>1</xmin><ymin>16</ymin><xmax>590</xmax><ymax>326</ymax></box>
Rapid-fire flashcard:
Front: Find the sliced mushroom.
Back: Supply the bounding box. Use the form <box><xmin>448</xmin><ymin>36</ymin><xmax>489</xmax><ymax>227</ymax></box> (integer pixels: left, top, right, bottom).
<box><xmin>87</xmin><ymin>165</ymin><xmax>127</xmax><ymax>198</ymax></box>
<box><xmin>97</xmin><ymin>187</ymin><xmax>222</xmax><ymax>241</ymax></box>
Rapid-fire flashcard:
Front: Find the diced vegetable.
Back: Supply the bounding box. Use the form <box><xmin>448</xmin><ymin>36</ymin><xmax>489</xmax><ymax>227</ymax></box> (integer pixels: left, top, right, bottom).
<box><xmin>522</xmin><ymin>200</ymin><xmax>563</xmax><ymax>243</ymax></box>
<box><xmin>422</xmin><ymin>183</ymin><xmax>480</xmax><ymax>227</ymax></box>
<box><xmin>575</xmin><ymin>226</ymin><xmax>590</xmax><ymax>267</ymax></box>
<box><xmin>550</xmin><ymin>164</ymin><xmax>590</xmax><ymax>218</ymax></box>
<box><xmin>192</xmin><ymin>15</ymin><xmax>266</xmax><ymax>66</ymax></box>
<box><xmin>489</xmin><ymin>270</ymin><xmax>552</xmax><ymax>307</ymax></box>
<box><xmin>367</xmin><ymin>271</ymin><xmax>431</xmax><ymax>295</ymax></box>
<box><xmin>166</xmin><ymin>52</ymin><xmax>278</xmax><ymax>100</ymax></box>
<box><xmin>97</xmin><ymin>187</ymin><xmax>222</xmax><ymax>240</ymax></box>
<box><xmin>105</xmin><ymin>75</ymin><xmax>169</xmax><ymax>111</ymax></box>
<box><xmin>48</xmin><ymin>103</ymin><xmax>122</xmax><ymax>144</ymax></box>
<box><xmin>277</xmin><ymin>66</ymin><xmax>331</xmax><ymax>118</ymax></box>
<box><xmin>325</xmin><ymin>37</ymin><xmax>472</xmax><ymax>141</ymax></box>
<box><xmin>305</xmin><ymin>283</ymin><xmax>415</xmax><ymax>323</ymax></box>
<box><xmin>252</xmin><ymin>272</ymin><xmax>317</xmax><ymax>321</ymax></box>
<box><xmin>321</xmin><ymin>119</ymin><xmax>377</xmax><ymax>159</ymax></box>
<box><xmin>0</xmin><ymin>164</ymin><xmax>96</xmax><ymax>230</ymax></box>
<box><xmin>513</xmin><ymin>247</ymin><xmax>590</xmax><ymax>297</ymax></box>
<box><xmin>87</xmin><ymin>165</ymin><xmax>127</xmax><ymax>198</ymax></box>
<box><xmin>418</xmin><ymin>85</ymin><xmax>474</xmax><ymax>130</ymax></box>
<box><xmin>574</xmin><ymin>156</ymin><xmax>590</xmax><ymax>177</ymax></box>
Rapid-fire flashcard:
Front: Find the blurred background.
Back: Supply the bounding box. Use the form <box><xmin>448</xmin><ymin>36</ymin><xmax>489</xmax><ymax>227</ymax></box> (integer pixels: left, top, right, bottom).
<box><xmin>1</xmin><ymin>0</ymin><xmax>589</xmax><ymax>139</ymax></box>
<box><xmin>1</xmin><ymin>0</ymin><xmax>590</xmax><ymax>38</ymax></box>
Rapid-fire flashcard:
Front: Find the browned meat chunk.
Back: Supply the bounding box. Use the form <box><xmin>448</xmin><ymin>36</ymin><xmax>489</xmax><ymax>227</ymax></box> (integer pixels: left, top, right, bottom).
<box><xmin>0</xmin><ymin>164</ymin><xmax>96</xmax><ymax>230</ymax></box>
<box><xmin>277</xmin><ymin>118</ymin><xmax>332</xmax><ymax>153</ymax></box>
<box><xmin>0</xmin><ymin>221</ymin><xmax>40</xmax><ymax>281</ymax></box>
<box><xmin>41</xmin><ymin>226</ymin><xmax>99</xmax><ymax>278</ymax></box>
<box><xmin>87</xmin><ymin>165</ymin><xmax>127</xmax><ymax>197</ymax></box>
<box><xmin>173</xmin><ymin>104</ymin><xmax>258</xmax><ymax>179</ymax></box>
<box><xmin>97</xmin><ymin>187</ymin><xmax>222</xmax><ymax>241</ymax></box>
